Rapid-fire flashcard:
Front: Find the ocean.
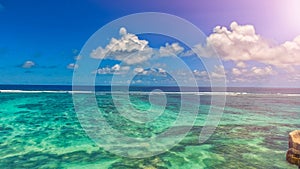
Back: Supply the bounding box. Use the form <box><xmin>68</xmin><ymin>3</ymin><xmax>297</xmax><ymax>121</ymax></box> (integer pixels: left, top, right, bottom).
<box><xmin>0</xmin><ymin>85</ymin><xmax>299</xmax><ymax>168</ymax></box>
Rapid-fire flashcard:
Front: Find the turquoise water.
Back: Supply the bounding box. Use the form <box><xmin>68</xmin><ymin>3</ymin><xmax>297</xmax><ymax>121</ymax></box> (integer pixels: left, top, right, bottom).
<box><xmin>0</xmin><ymin>92</ymin><xmax>299</xmax><ymax>168</ymax></box>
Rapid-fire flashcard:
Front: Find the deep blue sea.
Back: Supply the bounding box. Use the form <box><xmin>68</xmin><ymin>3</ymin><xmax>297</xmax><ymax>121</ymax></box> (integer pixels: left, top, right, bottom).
<box><xmin>0</xmin><ymin>85</ymin><xmax>299</xmax><ymax>168</ymax></box>
<box><xmin>1</xmin><ymin>85</ymin><xmax>300</xmax><ymax>94</ymax></box>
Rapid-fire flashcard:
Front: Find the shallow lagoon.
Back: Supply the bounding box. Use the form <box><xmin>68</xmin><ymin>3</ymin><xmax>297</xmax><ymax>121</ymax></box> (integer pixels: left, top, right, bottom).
<box><xmin>0</xmin><ymin>92</ymin><xmax>299</xmax><ymax>168</ymax></box>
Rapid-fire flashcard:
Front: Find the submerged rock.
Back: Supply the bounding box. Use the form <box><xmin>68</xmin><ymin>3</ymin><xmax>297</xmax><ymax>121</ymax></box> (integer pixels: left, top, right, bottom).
<box><xmin>286</xmin><ymin>130</ymin><xmax>300</xmax><ymax>167</ymax></box>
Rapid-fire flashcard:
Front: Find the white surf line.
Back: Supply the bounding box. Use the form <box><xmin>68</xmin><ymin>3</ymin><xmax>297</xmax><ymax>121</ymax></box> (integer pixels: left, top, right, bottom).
<box><xmin>0</xmin><ymin>90</ymin><xmax>67</xmax><ymax>93</ymax></box>
<box><xmin>0</xmin><ymin>90</ymin><xmax>96</xmax><ymax>94</ymax></box>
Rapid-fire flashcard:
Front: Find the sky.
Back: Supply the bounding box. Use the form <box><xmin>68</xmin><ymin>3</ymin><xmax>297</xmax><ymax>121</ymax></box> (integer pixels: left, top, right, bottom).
<box><xmin>0</xmin><ymin>0</ymin><xmax>300</xmax><ymax>87</ymax></box>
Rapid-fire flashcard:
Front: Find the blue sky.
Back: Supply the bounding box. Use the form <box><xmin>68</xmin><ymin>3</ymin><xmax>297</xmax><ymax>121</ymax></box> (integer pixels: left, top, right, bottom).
<box><xmin>1</xmin><ymin>0</ymin><xmax>300</xmax><ymax>87</ymax></box>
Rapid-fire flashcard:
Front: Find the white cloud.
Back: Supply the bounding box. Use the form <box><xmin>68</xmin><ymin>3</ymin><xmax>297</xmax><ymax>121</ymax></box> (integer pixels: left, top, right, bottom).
<box><xmin>22</xmin><ymin>61</ymin><xmax>35</xmax><ymax>68</ymax></box>
<box><xmin>157</xmin><ymin>68</ymin><xmax>166</xmax><ymax>73</ymax></box>
<box><xmin>192</xmin><ymin>66</ymin><xmax>226</xmax><ymax>82</ymax></box>
<box><xmin>159</xmin><ymin>43</ymin><xmax>184</xmax><ymax>57</ymax></box>
<box><xmin>96</xmin><ymin>67</ymin><xmax>113</xmax><ymax>74</ymax></box>
<box><xmin>230</xmin><ymin>66</ymin><xmax>275</xmax><ymax>83</ymax></box>
<box><xmin>185</xmin><ymin>21</ymin><xmax>300</xmax><ymax>70</ymax></box>
<box><xmin>90</xmin><ymin>28</ymin><xmax>187</xmax><ymax>65</ymax></box>
<box><xmin>193</xmin><ymin>70</ymin><xmax>207</xmax><ymax>77</ymax></box>
<box><xmin>119</xmin><ymin>27</ymin><xmax>127</xmax><ymax>36</ymax></box>
<box><xmin>134</xmin><ymin>67</ymin><xmax>167</xmax><ymax>76</ymax></box>
<box><xmin>250</xmin><ymin>66</ymin><xmax>274</xmax><ymax>76</ymax></box>
<box><xmin>96</xmin><ymin>64</ymin><xmax>130</xmax><ymax>75</ymax></box>
<box><xmin>111</xmin><ymin>64</ymin><xmax>120</xmax><ymax>71</ymax></box>
<box><xmin>232</xmin><ymin>68</ymin><xmax>242</xmax><ymax>76</ymax></box>
<box><xmin>67</xmin><ymin>63</ymin><xmax>78</xmax><ymax>69</ymax></box>
<box><xmin>90</xmin><ymin>28</ymin><xmax>153</xmax><ymax>65</ymax></box>
<box><xmin>236</xmin><ymin>62</ymin><xmax>247</xmax><ymax>68</ymax></box>
<box><xmin>211</xmin><ymin>65</ymin><xmax>226</xmax><ymax>79</ymax></box>
<box><xmin>90</xmin><ymin>47</ymin><xmax>106</xmax><ymax>60</ymax></box>
<box><xmin>133</xmin><ymin>67</ymin><xmax>144</xmax><ymax>74</ymax></box>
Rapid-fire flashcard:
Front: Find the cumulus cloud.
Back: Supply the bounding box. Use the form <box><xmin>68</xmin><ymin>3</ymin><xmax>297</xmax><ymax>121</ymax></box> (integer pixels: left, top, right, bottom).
<box><xmin>119</xmin><ymin>27</ymin><xmax>127</xmax><ymax>36</ymax></box>
<box><xmin>96</xmin><ymin>64</ymin><xmax>130</xmax><ymax>75</ymax></box>
<box><xmin>159</xmin><ymin>43</ymin><xmax>184</xmax><ymax>57</ymax></box>
<box><xmin>185</xmin><ymin>21</ymin><xmax>300</xmax><ymax>70</ymax></box>
<box><xmin>22</xmin><ymin>61</ymin><xmax>35</xmax><ymax>68</ymax></box>
<box><xmin>192</xmin><ymin>65</ymin><xmax>226</xmax><ymax>82</ymax></box>
<box><xmin>90</xmin><ymin>27</ymin><xmax>188</xmax><ymax>65</ymax></box>
<box><xmin>250</xmin><ymin>66</ymin><xmax>274</xmax><ymax>76</ymax></box>
<box><xmin>134</xmin><ymin>67</ymin><xmax>167</xmax><ymax>76</ymax></box>
<box><xmin>236</xmin><ymin>62</ymin><xmax>247</xmax><ymax>68</ymax></box>
<box><xmin>193</xmin><ymin>70</ymin><xmax>207</xmax><ymax>77</ymax></box>
<box><xmin>232</xmin><ymin>66</ymin><xmax>274</xmax><ymax>77</ymax></box>
<box><xmin>133</xmin><ymin>67</ymin><xmax>144</xmax><ymax>73</ymax></box>
<box><xmin>232</xmin><ymin>67</ymin><xmax>243</xmax><ymax>76</ymax></box>
<box><xmin>90</xmin><ymin>27</ymin><xmax>153</xmax><ymax>65</ymax></box>
<box><xmin>230</xmin><ymin>66</ymin><xmax>275</xmax><ymax>82</ymax></box>
<box><xmin>192</xmin><ymin>70</ymin><xmax>209</xmax><ymax>82</ymax></box>
<box><xmin>192</xmin><ymin>64</ymin><xmax>275</xmax><ymax>83</ymax></box>
<box><xmin>211</xmin><ymin>65</ymin><xmax>226</xmax><ymax>79</ymax></box>
<box><xmin>67</xmin><ymin>63</ymin><xmax>78</xmax><ymax>69</ymax></box>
